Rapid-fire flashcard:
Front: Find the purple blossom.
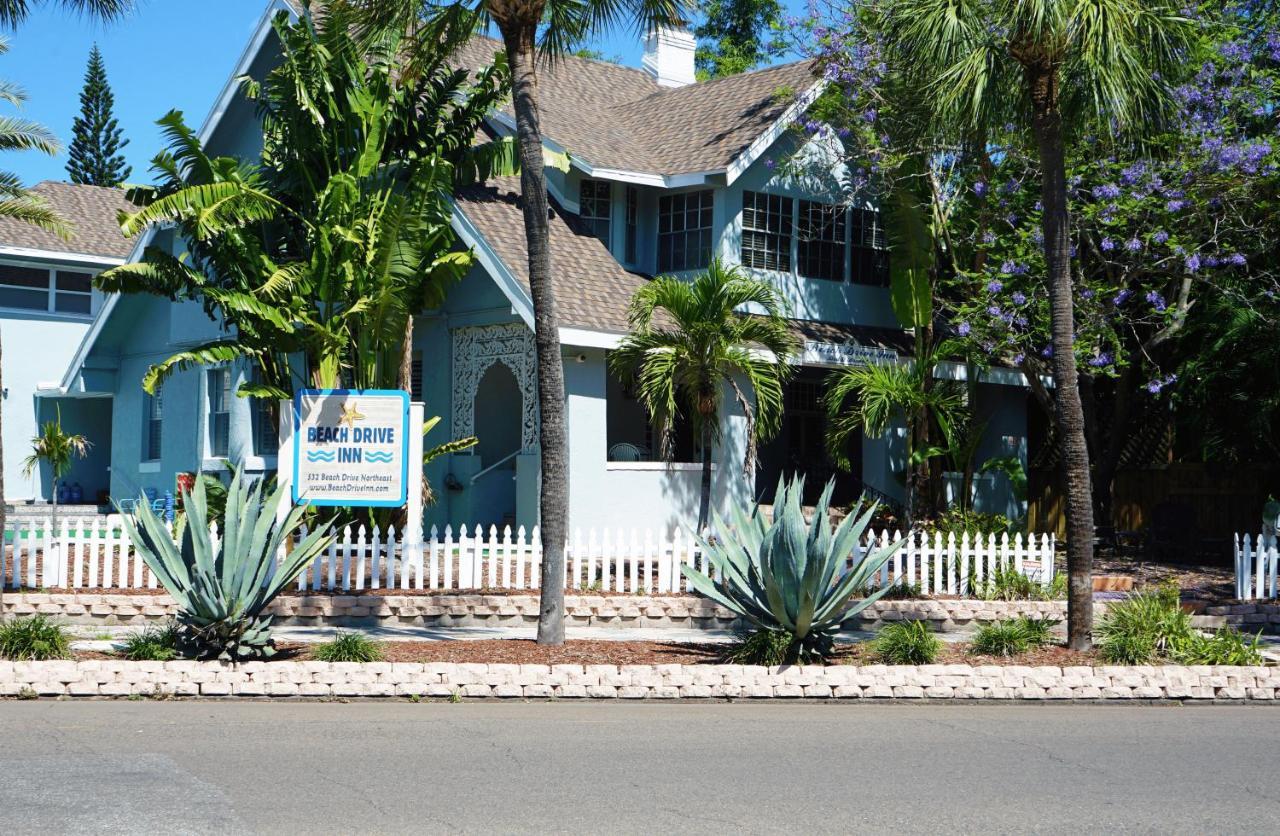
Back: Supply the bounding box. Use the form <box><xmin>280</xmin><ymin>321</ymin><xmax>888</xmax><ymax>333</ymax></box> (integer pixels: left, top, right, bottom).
<box><xmin>956</xmin><ymin>321</ymin><xmax>971</xmax><ymax>336</ymax></box>
<box><xmin>1095</xmin><ymin>183</ymin><xmax>1122</xmax><ymax>199</ymax></box>
<box><xmin>987</xmin><ymin>280</ymin><xmax>1003</xmax><ymax>293</ymax></box>
<box><xmin>1087</xmin><ymin>353</ymin><xmax>1113</xmax><ymax>368</ymax></box>
<box><xmin>1125</xmin><ymin>238</ymin><xmax>1143</xmax><ymax>252</ymax></box>
<box><xmin>973</xmin><ymin>181</ymin><xmax>988</xmax><ymax>196</ymax></box>
<box><xmin>1012</xmin><ymin>353</ymin><xmax>1025</xmax><ymax>365</ymax></box>
<box><xmin>1229</xmin><ymin>253</ymin><xmax>1247</xmax><ymax>266</ymax></box>
<box><xmin>764</xmin><ymin>158</ymin><xmax>776</xmax><ymax>170</ymax></box>
<box><xmin>1146</xmin><ymin>290</ymin><xmax>1167</xmax><ymax>312</ymax></box>
<box><xmin>1114</xmin><ymin>289</ymin><xmax>1133</xmax><ymax>306</ymax></box>
<box><xmin>1153</xmin><ymin>230</ymin><xmax>1169</xmax><ymax>245</ymax></box>
<box><xmin>987</xmin><ymin>305</ymin><xmax>1002</xmax><ymax>317</ymax></box>
<box><xmin>1100</xmin><ymin>237</ymin><xmax>1116</xmax><ymax>251</ymax></box>
<box><xmin>1011</xmin><ymin>292</ymin><xmax>1027</xmax><ymax>305</ymax></box>
<box><xmin>1166</xmin><ymin>199</ymin><xmax>1186</xmax><ymax>212</ymax></box>
<box><xmin>1040</xmin><ymin>345</ymin><xmax>1053</xmax><ymax>359</ymax></box>
<box><xmin>981</xmin><ymin>231</ymin><xmax>996</xmax><ymax>244</ymax></box>
<box><xmin>1185</xmin><ymin>253</ymin><xmax>1202</xmax><ymax>273</ymax></box>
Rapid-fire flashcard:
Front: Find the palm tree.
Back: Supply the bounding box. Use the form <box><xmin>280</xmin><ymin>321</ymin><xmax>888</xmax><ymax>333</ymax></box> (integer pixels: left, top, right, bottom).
<box><xmin>353</xmin><ymin>0</ymin><xmax>687</xmax><ymax>644</ymax></box>
<box><xmin>22</xmin><ymin>407</ymin><xmax>91</xmax><ymax>572</ymax></box>
<box><xmin>876</xmin><ymin>0</ymin><xmax>1192</xmax><ymax>649</ymax></box>
<box><xmin>611</xmin><ymin>260</ymin><xmax>797</xmax><ymax>531</ymax></box>
<box><xmin>824</xmin><ymin>347</ymin><xmax>965</xmax><ymax>526</ymax></box>
<box><xmin>0</xmin><ymin>0</ymin><xmax>131</xmax><ymax>27</ymax></box>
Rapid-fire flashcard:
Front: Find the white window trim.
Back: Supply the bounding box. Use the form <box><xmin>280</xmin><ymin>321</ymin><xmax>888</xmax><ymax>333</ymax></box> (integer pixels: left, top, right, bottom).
<box><xmin>606</xmin><ymin>461</ymin><xmax>714</xmax><ymax>472</ymax></box>
<box><xmin>0</xmin><ymin>258</ymin><xmax>97</xmax><ymax>319</ymax></box>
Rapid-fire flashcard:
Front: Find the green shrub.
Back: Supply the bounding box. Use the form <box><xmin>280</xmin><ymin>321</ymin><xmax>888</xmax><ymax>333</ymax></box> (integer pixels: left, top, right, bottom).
<box><xmin>1172</xmin><ymin>628</ymin><xmax>1264</xmax><ymax>666</ymax></box>
<box><xmin>683</xmin><ymin>476</ymin><xmax>902</xmax><ymax>663</ymax></box>
<box><xmin>1095</xmin><ymin>590</ymin><xmax>1193</xmax><ymax>664</ymax></box>
<box><xmin>873</xmin><ymin>620</ymin><xmax>941</xmax><ymax>665</ymax></box>
<box><xmin>1014</xmin><ymin>617</ymin><xmax>1058</xmax><ymax>648</ymax></box>
<box><xmin>970</xmin><ymin>621</ymin><xmax>1027</xmax><ymax>656</ymax></box>
<box><xmin>724</xmin><ymin>628</ymin><xmax>794</xmax><ymax>666</ymax></box>
<box><xmin>120</xmin><ymin>622</ymin><xmax>179</xmax><ymax>661</ymax></box>
<box><xmin>122</xmin><ymin>471</ymin><xmax>333</xmax><ymax>660</ymax></box>
<box><xmin>927</xmin><ymin>508</ymin><xmax>1013</xmax><ymax>538</ymax></box>
<box><xmin>972</xmin><ymin>563</ymin><xmax>1041</xmax><ymax>601</ymax></box>
<box><xmin>312</xmin><ymin>632</ymin><xmax>384</xmax><ymax>663</ymax></box>
<box><xmin>854</xmin><ymin>580</ymin><xmax>922</xmax><ymax>600</ymax></box>
<box><xmin>1045</xmin><ymin>572</ymin><xmax>1067</xmax><ymax>599</ymax></box>
<box><xmin>0</xmin><ymin>615</ymin><xmax>72</xmax><ymax>660</ymax></box>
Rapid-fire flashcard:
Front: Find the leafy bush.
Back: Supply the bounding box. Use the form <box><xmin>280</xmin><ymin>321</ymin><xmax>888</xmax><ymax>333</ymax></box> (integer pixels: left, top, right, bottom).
<box><xmin>0</xmin><ymin>615</ymin><xmax>72</xmax><ymax>660</ymax></box>
<box><xmin>971</xmin><ymin>621</ymin><xmax>1030</xmax><ymax>656</ymax></box>
<box><xmin>120</xmin><ymin>622</ymin><xmax>179</xmax><ymax>661</ymax></box>
<box><xmin>874</xmin><ymin>620</ymin><xmax>941</xmax><ymax>665</ymax></box>
<box><xmin>122</xmin><ymin>472</ymin><xmax>333</xmax><ymax>660</ymax></box>
<box><xmin>683</xmin><ymin>476</ymin><xmax>902</xmax><ymax>663</ymax></box>
<box><xmin>724</xmin><ymin>628</ymin><xmax>794</xmax><ymax>666</ymax></box>
<box><xmin>970</xmin><ymin>617</ymin><xmax>1055</xmax><ymax>657</ymax></box>
<box><xmin>312</xmin><ymin>632</ymin><xmax>384</xmax><ymax>663</ymax></box>
<box><xmin>1172</xmin><ymin>628</ymin><xmax>1264</xmax><ymax>666</ymax></box>
<box><xmin>1095</xmin><ymin>590</ymin><xmax>1194</xmax><ymax>664</ymax></box>
<box><xmin>926</xmin><ymin>508</ymin><xmax>1013</xmax><ymax>538</ymax></box>
<box><xmin>972</xmin><ymin>563</ymin><xmax>1047</xmax><ymax>601</ymax></box>
<box><xmin>854</xmin><ymin>580</ymin><xmax>922</xmax><ymax>600</ymax></box>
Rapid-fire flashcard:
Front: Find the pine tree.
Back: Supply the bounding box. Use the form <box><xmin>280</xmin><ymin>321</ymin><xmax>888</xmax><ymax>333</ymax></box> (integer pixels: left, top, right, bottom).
<box><xmin>66</xmin><ymin>45</ymin><xmax>131</xmax><ymax>187</ymax></box>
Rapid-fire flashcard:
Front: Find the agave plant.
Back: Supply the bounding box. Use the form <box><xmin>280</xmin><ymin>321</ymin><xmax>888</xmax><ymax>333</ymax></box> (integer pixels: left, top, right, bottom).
<box><xmin>120</xmin><ymin>472</ymin><xmax>332</xmax><ymax>661</ymax></box>
<box><xmin>683</xmin><ymin>477</ymin><xmax>904</xmax><ymax>663</ymax></box>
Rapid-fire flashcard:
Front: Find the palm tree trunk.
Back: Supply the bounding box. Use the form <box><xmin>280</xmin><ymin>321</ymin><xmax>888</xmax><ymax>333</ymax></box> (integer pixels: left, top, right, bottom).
<box><xmin>502</xmin><ymin>34</ymin><xmax>569</xmax><ymax>645</ymax></box>
<box><xmin>698</xmin><ymin>422</ymin><xmax>712</xmax><ymax>533</ymax></box>
<box><xmin>1028</xmin><ymin>64</ymin><xmax>1094</xmax><ymax>650</ymax></box>
<box><xmin>50</xmin><ymin>478</ymin><xmax>59</xmax><ymax>587</ymax></box>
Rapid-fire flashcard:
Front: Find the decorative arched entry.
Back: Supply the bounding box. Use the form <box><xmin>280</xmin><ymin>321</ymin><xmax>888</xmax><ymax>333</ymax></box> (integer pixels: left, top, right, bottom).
<box><xmin>451</xmin><ymin>322</ymin><xmax>538</xmax><ymax>451</ymax></box>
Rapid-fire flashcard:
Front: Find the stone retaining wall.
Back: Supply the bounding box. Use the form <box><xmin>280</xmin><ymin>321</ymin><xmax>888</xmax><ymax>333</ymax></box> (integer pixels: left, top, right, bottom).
<box><xmin>2</xmin><ymin>659</ymin><xmax>1276</xmax><ymax>700</ymax></box>
<box><xmin>6</xmin><ymin>592</ymin><xmax>1268</xmax><ymax>631</ymax></box>
<box><xmin>3</xmin><ymin>593</ymin><xmax>1072</xmax><ymax>632</ymax></box>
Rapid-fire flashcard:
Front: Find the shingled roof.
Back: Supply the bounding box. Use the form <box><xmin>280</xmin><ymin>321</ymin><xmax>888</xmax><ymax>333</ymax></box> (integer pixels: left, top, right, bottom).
<box><xmin>455</xmin><ymin>175</ymin><xmax>652</xmax><ymax>333</ymax></box>
<box><xmin>455</xmin><ymin>36</ymin><xmax>820</xmax><ymax>177</ymax></box>
<box><xmin>0</xmin><ymin>182</ymin><xmax>133</xmax><ymax>260</ymax></box>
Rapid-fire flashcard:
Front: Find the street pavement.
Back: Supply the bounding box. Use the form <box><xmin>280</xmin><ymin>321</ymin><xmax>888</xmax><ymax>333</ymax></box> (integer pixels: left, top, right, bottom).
<box><xmin>0</xmin><ymin>701</ymin><xmax>1275</xmax><ymax>835</ymax></box>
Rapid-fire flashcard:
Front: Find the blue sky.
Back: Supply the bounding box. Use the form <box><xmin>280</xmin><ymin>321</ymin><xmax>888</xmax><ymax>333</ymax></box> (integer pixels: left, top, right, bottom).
<box><xmin>1</xmin><ymin>0</ymin><xmax>803</xmax><ymax>187</ymax></box>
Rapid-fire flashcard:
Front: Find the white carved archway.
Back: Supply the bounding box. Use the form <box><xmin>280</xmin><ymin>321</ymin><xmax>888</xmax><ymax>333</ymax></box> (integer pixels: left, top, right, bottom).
<box><xmin>451</xmin><ymin>322</ymin><xmax>539</xmax><ymax>451</ymax></box>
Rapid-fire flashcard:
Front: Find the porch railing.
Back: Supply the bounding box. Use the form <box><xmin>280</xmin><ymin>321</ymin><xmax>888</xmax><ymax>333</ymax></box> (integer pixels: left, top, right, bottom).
<box><xmin>3</xmin><ymin>517</ymin><xmax>1055</xmax><ymax>596</ymax></box>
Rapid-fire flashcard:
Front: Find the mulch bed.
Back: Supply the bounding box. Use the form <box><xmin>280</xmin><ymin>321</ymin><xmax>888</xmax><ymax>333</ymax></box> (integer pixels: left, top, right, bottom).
<box><xmin>66</xmin><ymin>639</ymin><xmax>1103</xmax><ymax>667</ymax></box>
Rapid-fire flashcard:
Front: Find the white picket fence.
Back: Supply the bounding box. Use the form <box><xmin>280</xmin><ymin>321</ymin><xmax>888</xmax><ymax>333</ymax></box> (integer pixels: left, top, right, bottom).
<box><xmin>2</xmin><ymin>516</ymin><xmax>1055</xmax><ymax>596</ymax></box>
<box><xmin>1234</xmin><ymin>534</ymin><xmax>1279</xmax><ymax>600</ymax></box>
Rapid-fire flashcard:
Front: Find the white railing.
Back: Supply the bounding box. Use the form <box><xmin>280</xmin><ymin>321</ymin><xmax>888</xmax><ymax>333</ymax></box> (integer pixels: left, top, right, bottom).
<box><xmin>2</xmin><ymin>517</ymin><xmax>1055</xmax><ymax>596</ymax></box>
<box><xmin>1234</xmin><ymin>534</ymin><xmax>1279</xmax><ymax>600</ymax></box>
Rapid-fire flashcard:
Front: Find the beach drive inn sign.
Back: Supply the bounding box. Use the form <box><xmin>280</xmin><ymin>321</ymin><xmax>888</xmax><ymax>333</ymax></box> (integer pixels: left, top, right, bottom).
<box><xmin>288</xmin><ymin>389</ymin><xmax>412</xmax><ymax>508</ymax></box>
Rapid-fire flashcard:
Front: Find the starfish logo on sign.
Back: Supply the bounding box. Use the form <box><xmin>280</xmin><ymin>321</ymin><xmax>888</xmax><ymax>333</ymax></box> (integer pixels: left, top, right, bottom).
<box><xmin>338</xmin><ymin>401</ymin><xmax>366</xmax><ymax>429</ymax></box>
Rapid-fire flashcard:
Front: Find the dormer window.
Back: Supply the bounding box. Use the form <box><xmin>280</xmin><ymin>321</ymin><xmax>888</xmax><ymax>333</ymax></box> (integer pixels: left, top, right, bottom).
<box><xmin>579</xmin><ymin>179</ymin><xmax>612</xmax><ymax>246</ymax></box>
<box><xmin>741</xmin><ymin>191</ymin><xmax>792</xmax><ymax>272</ymax></box>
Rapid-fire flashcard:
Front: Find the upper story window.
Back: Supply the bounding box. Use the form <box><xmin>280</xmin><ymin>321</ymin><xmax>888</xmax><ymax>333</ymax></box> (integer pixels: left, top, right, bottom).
<box><xmin>0</xmin><ymin>263</ymin><xmax>95</xmax><ymax>315</ymax></box>
<box><xmin>579</xmin><ymin>179</ymin><xmax>611</xmax><ymax>246</ymax></box>
<box><xmin>658</xmin><ymin>190</ymin><xmax>713</xmax><ymax>273</ymax></box>
<box><xmin>851</xmin><ymin>208</ymin><xmax>890</xmax><ymax>286</ymax></box>
<box><xmin>143</xmin><ymin>391</ymin><xmax>163</xmax><ymax>462</ymax></box>
<box><xmin>624</xmin><ymin>185</ymin><xmax>638</xmax><ymax>265</ymax></box>
<box><xmin>207</xmin><ymin>367</ymin><xmax>232</xmax><ymax>458</ymax></box>
<box><xmin>741</xmin><ymin>191</ymin><xmax>793</xmax><ymax>272</ymax></box>
<box><xmin>798</xmin><ymin>200</ymin><xmax>847</xmax><ymax>282</ymax></box>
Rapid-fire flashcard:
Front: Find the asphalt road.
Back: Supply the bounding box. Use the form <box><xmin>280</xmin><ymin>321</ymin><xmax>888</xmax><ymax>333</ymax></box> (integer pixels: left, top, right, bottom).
<box><xmin>1</xmin><ymin>701</ymin><xmax>1275</xmax><ymax>835</ymax></box>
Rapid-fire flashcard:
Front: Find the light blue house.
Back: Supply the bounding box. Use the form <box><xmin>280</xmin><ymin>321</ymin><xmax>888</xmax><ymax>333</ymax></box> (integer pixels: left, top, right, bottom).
<box><xmin>54</xmin><ymin>0</ymin><xmax>1032</xmax><ymax>533</ymax></box>
<box><xmin>0</xmin><ymin>181</ymin><xmax>131</xmax><ymax>506</ymax></box>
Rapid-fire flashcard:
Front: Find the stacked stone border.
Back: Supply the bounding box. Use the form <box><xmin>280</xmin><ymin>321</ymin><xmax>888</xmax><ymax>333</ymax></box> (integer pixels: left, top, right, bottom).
<box><xmin>2</xmin><ymin>660</ymin><xmax>1277</xmax><ymax>700</ymax></box>
<box><xmin>4</xmin><ymin>592</ymin><xmax>1081</xmax><ymax>632</ymax></box>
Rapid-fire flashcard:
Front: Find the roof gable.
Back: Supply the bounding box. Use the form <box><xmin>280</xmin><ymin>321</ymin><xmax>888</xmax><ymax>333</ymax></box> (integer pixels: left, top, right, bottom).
<box><xmin>0</xmin><ymin>182</ymin><xmax>134</xmax><ymax>261</ymax></box>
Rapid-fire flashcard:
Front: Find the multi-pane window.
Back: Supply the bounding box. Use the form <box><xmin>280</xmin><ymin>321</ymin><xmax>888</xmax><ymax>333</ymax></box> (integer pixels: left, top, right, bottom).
<box><xmin>851</xmin><ymin>208</ymin><xmax>890</xmax><ymax>286</ymax></box>
<box><xmin>410</xmin><ymin>350</ymin><xmax>424</xmax><ymax>400</ymax></box>
<box><xmin>143</xmin><ymin>392</ymin><xmax>163</xmax><ymax>461</ymax></box>
<box><xmin>798</xmin><ymin>200</ymin><xmax>847</xmax><ymax>281</ymax></box>
<box><xmin>624</xmin><ymin>186</ymin><xmax>638</xmax><ymax>265</ymax></box>
<box><xmin>0</xmin><ymin>264</ymin><xmax>95</xmax><ymax>315</ymax></box>
<box><xmin>249</xmin><ymin>371</ymin><xmax>279</xmax><ymax>457</ymax></box>
<box><xmin>579</xmin><ymin>179</ymin><xmax>611</xmax><ymax>245</ymax></box>
<box><xmin>741</xmin><ymin>191</ymin><xmax>793</xmax><ymax>272</ymax></box>
<box><xmin>657</xmin><ymin>190</ymin><xmax>714</xmax><ymax>273</ymax></box>
<box><xmin>207</xmin><ymin>368</ymin><xmax>232</xmax><ymax>457</ymax></box>
<box><xmin>54</xmin><ymin>271</ymin><xmax>93</xmax><ymax>314</ymax></box>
